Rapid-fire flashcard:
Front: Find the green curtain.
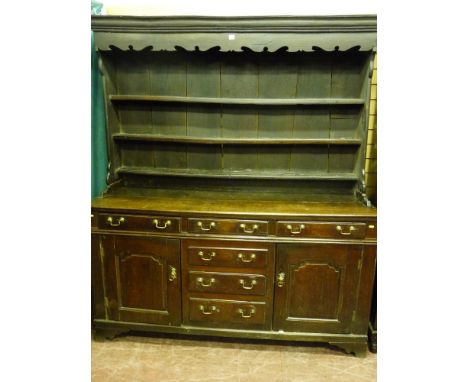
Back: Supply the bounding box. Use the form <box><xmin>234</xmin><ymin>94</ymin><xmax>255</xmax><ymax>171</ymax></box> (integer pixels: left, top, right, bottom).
<box><xmin>91</xmin><ymin>32</ymin><xmax>108</xmax><ymax>197</ymax></box>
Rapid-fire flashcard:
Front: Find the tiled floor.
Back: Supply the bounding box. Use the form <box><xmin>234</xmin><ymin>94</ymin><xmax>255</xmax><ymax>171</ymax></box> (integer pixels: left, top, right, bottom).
<box><xmin>92</xmin><ymin>333</ymin><xmax>376</xmax><ymax>382</ymax></box>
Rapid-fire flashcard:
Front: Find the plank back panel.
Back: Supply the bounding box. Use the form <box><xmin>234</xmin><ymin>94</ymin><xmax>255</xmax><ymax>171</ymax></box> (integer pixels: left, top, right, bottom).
<box><xmin>120</xmin><ymin>141</ymin><xmax>154</xmax><ymax>168</ymax></box>
<box><xmin>116</xmin><ymin>54</ymin><xmax>152</xmax><ymax>139</ymax></box>
<box><xmin>290</xmin><ymin>146</ymin><xmax>328</xmax><ymax>173</ymax></box>
<box><xmin>331</xmin><ymin>55</ymin><xmax>368</xmax><ymax>98</ymax></box>
<box><xmin>296</xmin><ymin>54</ymin><xmax>332</xmax><ymax>98</ymax></box>
<box><xmin>104</xmin><ymin>49</ymin><xmax>372</xmax><ymax>191</ymax></box>
<box><xmin>149</xmin><ymin>53</ymin><xmax>188</xmax><ymax>168</ymax></box>
<box><xmin>329</xmin><ymin>146</ymin><xmax>359</xmax><ymax>174</ymax></box>
<box><xmin>293</xmin><ymin>107</ymin><xmax>330</xmax><ymax>139</ymax></box>
<box><xmin>221</xmin><ymin>54</ymin><xmax>259</xmax><ymax>171</ymax></box>
<box><xmin>330</xmin><ymin>106</ymin><xmax>362</xmax><ymax>139</ymax></box>
<box><xmin>187</xmin><ymin>54</ymin><xmax>222</xmax><ymax>171</ymax></box>
<box><xmin>257</xmin><ymin>56</ymin><xmax>297</xmax><ymax>172</ymax></box>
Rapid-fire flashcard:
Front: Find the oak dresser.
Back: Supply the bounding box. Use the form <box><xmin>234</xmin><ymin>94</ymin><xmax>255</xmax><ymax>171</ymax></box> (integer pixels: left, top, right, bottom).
<box><xmin>91</xmin><ymin>15</ymin><xmax>377</xmax><ymax>357</ymax></box>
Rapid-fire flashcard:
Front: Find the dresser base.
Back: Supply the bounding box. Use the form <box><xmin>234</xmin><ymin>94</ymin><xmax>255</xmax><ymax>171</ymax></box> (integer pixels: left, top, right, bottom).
<box><xmin>93</xmin><ymin>319</ymin><xmax>368</xmax><ymax>356</ymax></box>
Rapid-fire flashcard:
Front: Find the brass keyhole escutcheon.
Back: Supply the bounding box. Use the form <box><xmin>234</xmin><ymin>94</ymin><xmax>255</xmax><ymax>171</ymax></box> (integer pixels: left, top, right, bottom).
<box><xmin>277</xmin><ymin>272</ymin><xmax>285</xmax><ymax>287</ymax></box>
<box><xmin>168</xmin><ymin>266</ymin><xmax>177</xmax><ymax>282</ymax></box>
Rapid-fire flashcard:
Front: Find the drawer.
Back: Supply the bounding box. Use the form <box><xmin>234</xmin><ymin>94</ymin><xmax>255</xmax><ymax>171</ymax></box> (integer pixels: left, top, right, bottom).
<box><xmin>187</xmin><ymin>245</ymin><xmax>269</xmax><ymax>268</ymax></box>
<box><xmin>97</xmin><ymin>213</ymin><xmax>180</xmax><ymax>234</ymax></box>
<box><xmin>188</xmin><ymin>271</ymin><xmax>266</xmax><ymax>296</ymax></box>
<box><xmin>277</xmin><ymin>221</ymin><xmax>367</xmax><ymax>239</ymax></box>
<box><xmin>188</xmin><ymin>297</ymin><xmax>267</xmax><ymax>328</ymax></box>
<box><xmin>187</xmin><ymin>218</ymin><xmax>268</xmax><ymax>236</ymax></box>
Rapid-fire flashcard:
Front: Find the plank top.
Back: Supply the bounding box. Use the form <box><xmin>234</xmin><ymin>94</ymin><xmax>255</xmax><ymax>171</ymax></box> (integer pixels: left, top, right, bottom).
<box><xmin>92</xmin><ymin>187</ymin><xmax>376</xmax><ymax>218</ymax></box>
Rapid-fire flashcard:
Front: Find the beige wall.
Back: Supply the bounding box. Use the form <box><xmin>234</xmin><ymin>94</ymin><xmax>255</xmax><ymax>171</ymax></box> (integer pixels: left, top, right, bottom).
<box><xmin>104</xmin><ymin>1</ymin><xmax>376</xmax><ymax>16</ymax></box>
<box><xmin>365</xmin><ymin>54</ymin><xmax>377</xmax><ymax>204</ymax></box>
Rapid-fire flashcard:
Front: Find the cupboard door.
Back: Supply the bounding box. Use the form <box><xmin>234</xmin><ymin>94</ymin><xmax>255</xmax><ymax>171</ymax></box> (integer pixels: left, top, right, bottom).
<box><xmin>101</xmin><ymin>235</ymin><xmax>181</xmax><ymax>326</ymax></box>
<box><xmin>273</xmin><ymin>243</ymin><xmax>362</xmax><ymax>334</ymax></box>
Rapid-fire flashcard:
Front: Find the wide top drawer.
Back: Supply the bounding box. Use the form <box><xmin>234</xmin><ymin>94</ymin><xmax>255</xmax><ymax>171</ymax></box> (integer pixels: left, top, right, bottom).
<box><xmin>97</xmin><ymin>213</ymin><xmax>180</xmax><ymax>234</ymax></box>
<box><xmin>188</xmin><ymin>218</ymin><xmax>268</xmax><ymax>236</ymax></box>
<box><xmin>276</xmin><ymin>221</ymin><xmax>370</xmax><ymax>240</ymax></box>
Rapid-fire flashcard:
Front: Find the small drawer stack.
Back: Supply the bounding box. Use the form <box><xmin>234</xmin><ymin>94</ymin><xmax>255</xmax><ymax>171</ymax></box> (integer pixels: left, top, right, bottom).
<box><xmin>181</xmin><ymin>238</ymin><xmax>275</xmax><ymax>330</ymax></box>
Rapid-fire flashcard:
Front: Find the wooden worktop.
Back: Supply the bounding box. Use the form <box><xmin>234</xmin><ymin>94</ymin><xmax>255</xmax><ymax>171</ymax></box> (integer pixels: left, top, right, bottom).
<box><xmin>92</xmin><ymin>187</ymin><xmax>376</xmax><ymax>218</ymax></box>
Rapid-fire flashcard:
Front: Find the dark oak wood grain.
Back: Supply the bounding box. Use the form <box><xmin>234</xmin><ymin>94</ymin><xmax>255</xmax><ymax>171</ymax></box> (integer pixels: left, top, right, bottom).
<box><xmin>188</xmin><ymin>271</ymin><xmax>267</xmax><ymax>296</ymax></box>
<box><xmin>91</xmin><ymin>234</ymin><xmax>106</xmax><ymax>319</ymax></box>
<box><xmin>99</xmin><ymin>235</ymin><xmax>181</xmax><ymax>325</ymax></box>
<box><xmin>276</xmin><ymin>221</ymin><xmax>368</xmax><ymax>239</ymax></box>
<box><xmin>97</xmin><ymin>213</ymin><xmax>180</xmax><ymax>233</ymax></box>
<box><xmin>187</xmin><ymin>298</ymin><xmax>269</xmax><ymax>329</ymax></box>
<box><xmin>91</xmin><ymin>15</ymin><xmax>377</xmax><ymax>356</ymax></box>
<box><xmin>273</xmin><ymin>243</ymin><xmax>362</xmax><ymax>334</ymax></box>
<box><xmin>187</xmin><ymin>218</ymin><xmax>269</xmax><ymax>236</ymax></box>
<box><xmin>92</xmin><ymin>187</ymin><xmax>377</xmax><ymax>218</ymax></box>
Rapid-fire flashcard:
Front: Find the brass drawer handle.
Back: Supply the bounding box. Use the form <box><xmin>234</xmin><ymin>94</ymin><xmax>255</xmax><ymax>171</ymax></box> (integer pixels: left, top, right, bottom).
<box><xmin>199</xmin><ymin>305</ymin><xmax>218</xmax><ymax>315</ymax></box>
<box><xmin>197</xmin><ymin>221</ymin><xmax>216</xmax><ymax>231</ymax></box>
<box><xmin>238</xmin><ymin>307</ymin><xmax>256</xmax><ymax>318</ymax></box>
<box><xmin>106</xmin><ymin>216</ymin><xmax>125</xmax><ymax>227</ymax></box>
<box><xmin>153</xmin><ymin>219</ymin><xmax>172</xmax><ymax>230</ymax></box>
<box><xmin>286</xmin><ymin>224</ymin><xmax>305</xmax><ymax>235</ymax></box>
<box><xmin>336</xmin><ymin>225</ymin><xmax>356</xmax><ymax>236</ymax></box>
<box><xmin>239</xmin><ymin>223</ymin><xmax>259</xmax><ymax>234</ymax></box>
<box><xmin>239</xmin><ymin>279</ymin><xmax>257</xmax><ymax>290</ymax></box>
<box><xmin>198</xmin><ymin>251</ymin><xmax>216</xmax><ymax>261</ymax></box>
<box><xmin>168</xmin><ymin>266</ymin><xmax>177</xmax><ymax>282</ymax></box>
<box><xmin>196</xmin><ymin>277</ymin><xmax>216</xmax><ymax>287</ymax></box>
<box><xmin>277</xmin><ymin>272</ymin><xmax>285</xmax><ymax>287</ymax></box>
<box><xmin>237</xmin><ymin>253</ymin><xmax>256</xmax><ymax>263</ymax></box>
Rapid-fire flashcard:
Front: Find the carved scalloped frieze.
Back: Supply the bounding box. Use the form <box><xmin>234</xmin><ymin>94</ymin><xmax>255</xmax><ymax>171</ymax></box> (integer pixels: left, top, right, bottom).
<box><xmin>94</xmin><ymin>31</ymin><xmax>376</xmax><ymax>53</ymax></box>
<box><xmin>105</xmin><ymin>44</ymin><xmax>367</xmax><ymax>54</ymax></box>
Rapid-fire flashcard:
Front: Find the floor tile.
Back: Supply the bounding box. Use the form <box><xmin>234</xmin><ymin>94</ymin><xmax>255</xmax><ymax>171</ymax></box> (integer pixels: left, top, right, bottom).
<box><xmin>91</xmin><ymin>334</ymin><xmax>376</xmax><ymax>382</ymax></box>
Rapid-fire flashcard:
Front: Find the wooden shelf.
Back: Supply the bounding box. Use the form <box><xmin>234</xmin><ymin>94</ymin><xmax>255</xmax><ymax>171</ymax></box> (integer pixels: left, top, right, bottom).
<box><xmin>116</xmin><ymin>166</ymin><xmax>359</xmax><ymax>181</ymax></box>
<box><xmin>94</xmin><ymin>186</ymin><xmax>376</xmax><ymax>217</ymax></box>
<box><xmin>109</xmin><ymin>95</ymin><xmax>365</xmax><ymax>106</ymax></box>
<box><xmin>113</xmin><ymin>133</ymin><xmax>362</xmax><ymax>146</ymax></box>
